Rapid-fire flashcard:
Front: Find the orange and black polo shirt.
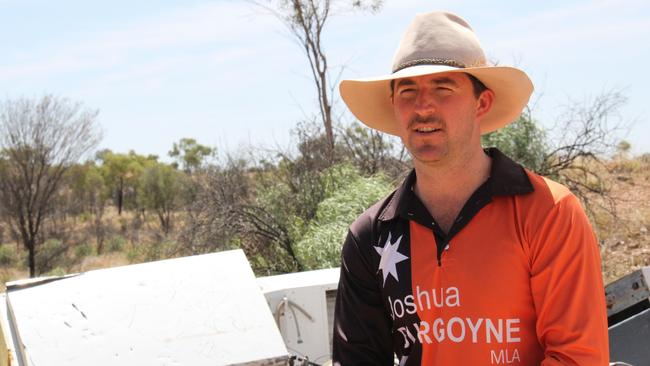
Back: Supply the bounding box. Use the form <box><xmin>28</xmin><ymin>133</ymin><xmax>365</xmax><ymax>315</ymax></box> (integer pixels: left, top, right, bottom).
<box><xmin>332</xmin><ymin>148</ymin><xmax>608</xmax><ymax>365</ymax></box>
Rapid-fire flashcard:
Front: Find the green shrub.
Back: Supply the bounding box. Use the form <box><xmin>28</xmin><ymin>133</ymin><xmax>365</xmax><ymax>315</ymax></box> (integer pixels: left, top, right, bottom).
<box><xmin>74</xmin><ymin>243</ymin><xmax>95</xmax><ymax>258</ymax></box>
<box><xmin>78</xmin><ymin>212</ymin><xmax>91</xmax><ymax>223</ymax></box>
<box><xmin>142</xmin><ymin>240</ymin><xmax>178</xmax><ymax>262</ymax></box>
<box><xmin>294</xmin><ymin>170</ymin><xmax>392</xmax><ymax>270</ymax></box>
<box><xmin>126</xmin><ymin>245</ymin><xmax>143</xmax><ymax>263</ymax></box>
<box><xmin>44</xmin><ymin>267</ymin><xmax>67</xmax><ymax>277</ymax></box>
<box><xmin>106</xmin><ymin>235</ymin><xmax>126</xmax><ymax>253</ymax></box>
<box><xmin>126</xmin><ymin>240</ymin><xmax>179</xmax><ymax>264</ymax></box>
<box><xmin>482</xmin><ymin>113</ymin><xmax>546</xmax><ymax>172</ymax></box>
<box><xmin>0</xmin><ymin>244</ymin><xmax>17</xmax><ymax>266</ymax></box>
<box><xmin>614</xmin><ymin>159</ymin><xmax>642</xmax><ymax>173</ymax></box>
<box><xmin>35</xmin><ymin>239</ymin><xmax>70</xmax><ymax>274</ymax></box>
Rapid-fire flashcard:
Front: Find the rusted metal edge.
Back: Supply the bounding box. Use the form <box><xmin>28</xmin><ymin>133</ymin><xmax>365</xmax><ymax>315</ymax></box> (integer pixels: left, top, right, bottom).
<box><xmin>605</xmin><ymin>266</ymin><xmax>650</xmax><ymax>317</ymax></box>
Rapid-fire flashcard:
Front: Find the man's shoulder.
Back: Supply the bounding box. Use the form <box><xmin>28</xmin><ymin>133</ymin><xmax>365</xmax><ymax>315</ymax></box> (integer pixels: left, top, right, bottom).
<box><xmin>519</xmin><ymin>169</ymin><xmax>587</xmax><ymax>222</ymax></box>
<box><xmin>348</xmin><ymin>188</ymin><xmax>398</xmax><ymax>240</ymax></box>
<box><xmin>524</xmin><ymin>169</ymin><xmax>574</xmax><ymax>205</ymax></box>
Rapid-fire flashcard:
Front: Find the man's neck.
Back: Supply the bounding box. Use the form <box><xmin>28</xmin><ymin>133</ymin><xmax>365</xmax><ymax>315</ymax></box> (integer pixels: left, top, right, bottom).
<box><xmin>412</xmin><ymin>148</ymin><xmax>492</xmax><ymax>233</ymax></box>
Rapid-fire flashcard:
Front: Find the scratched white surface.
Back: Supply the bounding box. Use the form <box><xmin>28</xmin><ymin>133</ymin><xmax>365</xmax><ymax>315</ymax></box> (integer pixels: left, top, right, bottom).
<box><xmin>7</xmin><ymin>250</ymin><xmax>288</xmax><ymax>366</ymax></box>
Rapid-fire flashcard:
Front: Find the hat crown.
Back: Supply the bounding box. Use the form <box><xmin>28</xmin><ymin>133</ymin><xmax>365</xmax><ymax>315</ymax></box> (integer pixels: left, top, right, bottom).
<box><xmin>392</xmin><ymin>11</ymin><xmax>487</xmax><ymax>73</ymax></box>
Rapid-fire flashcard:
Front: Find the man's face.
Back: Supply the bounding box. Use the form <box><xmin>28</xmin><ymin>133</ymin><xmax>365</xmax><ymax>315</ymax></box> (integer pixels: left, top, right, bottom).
<box><xmin>391</xmin><ymin>72</ymin><xmax>492</xmax><ymax>166</ymax></box>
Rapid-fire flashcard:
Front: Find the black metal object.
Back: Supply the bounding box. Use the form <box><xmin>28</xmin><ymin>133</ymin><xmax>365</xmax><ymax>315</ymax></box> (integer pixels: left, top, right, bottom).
<box><xmin>288</xmin><ymin>354</ymin><xmax>322</xmax><ymax>366</ymax></box>
<box><xmin>609</xmin><ymin>308</ymin><xmax>650</xmax><ymax>365</ymax></box>
<box><xmin>606</xmin><ymin>267</ymin><xmax>650</xmax><ymax>366</ymax></box>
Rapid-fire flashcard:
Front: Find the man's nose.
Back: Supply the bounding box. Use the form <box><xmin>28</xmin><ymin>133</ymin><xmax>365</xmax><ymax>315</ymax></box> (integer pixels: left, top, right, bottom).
<box><xmin>414</xmin><ymin>91</ymin><xmax>436</xmax><ymax>115</ymax></box>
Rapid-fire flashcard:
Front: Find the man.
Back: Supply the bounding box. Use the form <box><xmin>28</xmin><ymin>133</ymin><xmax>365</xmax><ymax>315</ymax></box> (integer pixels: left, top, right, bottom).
<box><xmin>332</xmin><ymin>11</ymin><xmax>609</xmax><ymax>365</ymax></box>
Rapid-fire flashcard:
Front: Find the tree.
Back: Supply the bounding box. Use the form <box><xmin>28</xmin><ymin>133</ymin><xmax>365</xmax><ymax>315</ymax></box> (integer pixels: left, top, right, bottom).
<box><xmin>481</xmin><ymin>109</ymin><xmax>547</xmax><ymax>172</ymax></box>
<box><xmin>179</xmin><ymin>157</ymin><xmax>255</xmax><ymax>254</ymax></box>
<box><xmin>614</xmin><ymin>139</ymin><xmax>632</xmax><ymax>161</ymax></box>
<box><xmin>339</xmin><ymin>121</ymin><xmax>410</xmax><ymax>178</ymax></box>
<box><xmin>139</xmin><ymin>162</ymin><xmax>187</xmax><ymax>235</ymax></box>
<box><xmin>168</xmin><ymin>138</ymin><xmax>214</xmax><ymax>173</ymax></box>
<box><xmin>538</xmin><ymin>90</ymin><xmax>628</xmax><ymax>217</ymax></box>
<box><xmin>483</xmin><ymin>90</ymin><xmax>628</xmax><ymax>218</ymax></box>
<box><xmin>63</xmin><ymin>161</ymin><xmax>108</xmax><ymax>253</ymax></box>
<box><xmin>181</xmin><ymin>154</ymin><xmax>305</xmax><ymax>274</ymax></box>
<box><xmin>0</xmin><ymin>95</ymin><xmax>101</xmax><ymax>277</ymax></box>
<box><xmin>96</xmin><ymin>150</ymin><xmax>157</xmax><ymax>215</ymax></box>
<box><xmin>250</xmin><ymin>0</ymin><xmax>384</xmax><ymax>163</ymax></box>
<box><xmin>84</xmin><ymin>164</ymin><xmax>108</xmax><ymax>253</ymax></box>
<box><xmin>294</xmin><ymin>163</ymin><xmax>391</xmax><ymax>269</ymax></box>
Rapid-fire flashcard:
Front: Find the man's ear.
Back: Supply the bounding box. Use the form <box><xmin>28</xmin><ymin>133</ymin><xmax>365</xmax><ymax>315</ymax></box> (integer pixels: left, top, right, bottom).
<box><xmin>475</xmin><ymin>89</ymin><xmax>495</xmax><ymax>120</ymax></box>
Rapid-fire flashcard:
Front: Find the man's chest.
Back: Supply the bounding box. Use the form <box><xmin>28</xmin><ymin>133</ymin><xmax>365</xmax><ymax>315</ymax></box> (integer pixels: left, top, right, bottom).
<box><xmin>372</xmin><ymin>206</ymin><xmax>544</xmax><ymax>364</ymax></box>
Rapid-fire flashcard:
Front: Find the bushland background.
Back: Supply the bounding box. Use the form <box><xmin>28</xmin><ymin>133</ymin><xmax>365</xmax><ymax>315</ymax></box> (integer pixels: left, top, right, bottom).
<box><xmin>1</xmin><ymin>93</ymin><xmax>647</xmax><ymax>290</ymax></box>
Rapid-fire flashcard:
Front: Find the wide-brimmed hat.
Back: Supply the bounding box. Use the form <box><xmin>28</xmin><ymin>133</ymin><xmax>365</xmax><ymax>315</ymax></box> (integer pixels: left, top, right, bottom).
<box><xmin>339</xmin><ymin>11</ymin><xmax>533</xmax><ymax>135</ymax></box>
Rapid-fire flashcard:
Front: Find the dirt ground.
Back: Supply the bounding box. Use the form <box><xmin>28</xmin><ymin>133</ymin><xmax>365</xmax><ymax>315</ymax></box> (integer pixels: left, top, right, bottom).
<box><xmin>597</xmin><ymin>157</ymin><xmax>650</xmax><ymax>284</ymax></box>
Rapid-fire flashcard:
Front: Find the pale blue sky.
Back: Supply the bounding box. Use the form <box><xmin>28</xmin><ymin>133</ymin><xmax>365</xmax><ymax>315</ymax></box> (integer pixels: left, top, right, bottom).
<box><xmin>1</xmin><ymin>0</ymin><xmax>648</xmax><ymax>159</ymax></box>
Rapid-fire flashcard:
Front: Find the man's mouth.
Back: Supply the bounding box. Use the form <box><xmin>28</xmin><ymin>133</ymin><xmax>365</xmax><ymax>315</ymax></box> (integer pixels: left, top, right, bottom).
<box><xmin>414</xmin><ymin>127</ymin><xmax>441</xmax><ymax>133</ymax></box>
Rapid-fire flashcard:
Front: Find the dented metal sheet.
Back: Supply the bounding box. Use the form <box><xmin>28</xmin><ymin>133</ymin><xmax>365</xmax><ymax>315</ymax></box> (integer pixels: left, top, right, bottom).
<box><xmin>6</xmin><ymin>250</ymin><xmax>288</xmax><ymax>366</ymax></box>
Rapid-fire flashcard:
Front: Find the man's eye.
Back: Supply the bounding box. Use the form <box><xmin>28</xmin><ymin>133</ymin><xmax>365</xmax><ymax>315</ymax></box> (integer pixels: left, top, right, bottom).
<box><xmin>399</xmin><ymin>89</ymin><xmax>416</xmax><ymax>96</ymax></box>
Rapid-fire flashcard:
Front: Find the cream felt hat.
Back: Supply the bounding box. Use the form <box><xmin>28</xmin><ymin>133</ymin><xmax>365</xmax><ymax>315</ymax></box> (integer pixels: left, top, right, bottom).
<box><xmin>339</xmin><ymin>11</ymin><xmax>534</xmax><ymax>135</ymax></box>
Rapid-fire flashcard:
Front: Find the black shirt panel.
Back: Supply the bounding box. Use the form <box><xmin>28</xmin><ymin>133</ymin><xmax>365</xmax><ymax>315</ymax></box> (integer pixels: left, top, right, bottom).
<box><xmin>335</xmin><ymin>194</ymin><xmax>423</xmax><ymax>364</ymax></box>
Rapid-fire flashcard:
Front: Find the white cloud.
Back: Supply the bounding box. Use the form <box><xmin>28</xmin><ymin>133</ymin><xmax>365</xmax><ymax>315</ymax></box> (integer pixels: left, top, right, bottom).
<box><xmin>0</xmin><ymin>2</ymin><xmax>281</xmax><ymax>81</ymax></box>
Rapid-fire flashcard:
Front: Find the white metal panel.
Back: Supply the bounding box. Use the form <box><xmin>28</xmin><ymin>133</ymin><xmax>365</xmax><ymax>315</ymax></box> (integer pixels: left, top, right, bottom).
<box><xmin>6</xmin><ymin>250</ymin><xmax>288</xmax><ymax>366</ymax></box>
<box><xmin>257</xmin><ymin>268</ymin><xmax>340</xmax><ymax>364</ymax></box>
<box><xmin>257</xmin><ymin>268</ymin><xmax>339</xmax><ymax>294</ymax></box>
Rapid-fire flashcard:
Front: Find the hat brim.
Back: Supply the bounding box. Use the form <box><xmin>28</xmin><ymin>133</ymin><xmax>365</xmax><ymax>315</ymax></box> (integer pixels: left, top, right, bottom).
<box><xmin>339</xmin><ymin>65</ymin><xmax>534</xmax><ymax>135</ymax></box>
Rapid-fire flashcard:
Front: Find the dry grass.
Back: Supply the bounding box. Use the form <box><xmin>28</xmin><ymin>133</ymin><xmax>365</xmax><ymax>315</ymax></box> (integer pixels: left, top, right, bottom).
<box><xmin>596</xmin><ymin>156</ymin><xmax>650</xmax><ymax>284</ymax></box>
<box><xmin>0</xmin><ymin>207</ymin><xmax>174</xmax><ymax>291</ymax></box>
<box><xmin>0</xmin><ymin>268</ymin><xmax>28</xmax><ymax>292</ymax></box>
<box><xmin>71</xmin><ymin>252</ymin><xmax>131</xmax><ymax>273</ymax></box>
<box><xmin>0</xmin><ymin>253</ymin><xmax>130</xmax><ymax>292</ymax></box>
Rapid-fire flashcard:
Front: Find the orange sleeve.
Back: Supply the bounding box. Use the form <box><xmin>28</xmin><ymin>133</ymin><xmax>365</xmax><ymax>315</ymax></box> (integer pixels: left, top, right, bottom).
<box><xmin>528</xmin><ymin>193</ymin><xmax>609</xmax><ymax>365</ymax></box>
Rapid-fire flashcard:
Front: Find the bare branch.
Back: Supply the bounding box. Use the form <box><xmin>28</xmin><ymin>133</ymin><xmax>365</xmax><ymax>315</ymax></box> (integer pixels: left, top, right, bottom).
<box><xmin>540</xmin><ymin>89</ymin><xmax>629</xmax><ymax>221</ymax></box>
<box><xmin>246</xmin><ymin>0</ymin><xmax>384</xmax><ymax>163</ymax></box>
<box><xmin>0</xmin><ymin>95</ymin><xmax>101</xmax><ymax>276</ymax></box>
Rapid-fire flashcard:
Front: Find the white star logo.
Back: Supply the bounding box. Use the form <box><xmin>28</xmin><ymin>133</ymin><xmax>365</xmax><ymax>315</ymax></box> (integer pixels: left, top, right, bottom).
<box><xmin>374</xmin><ymin>232</ymin><xmax>409</xmax><ymax>286</ymax></box>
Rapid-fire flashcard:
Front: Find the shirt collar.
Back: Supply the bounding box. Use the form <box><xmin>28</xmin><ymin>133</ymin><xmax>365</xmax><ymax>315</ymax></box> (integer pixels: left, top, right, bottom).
<box><xmin>378</xmin><ymin>147</ymin><xmax>534</xmax><ymax>222</ymax></box>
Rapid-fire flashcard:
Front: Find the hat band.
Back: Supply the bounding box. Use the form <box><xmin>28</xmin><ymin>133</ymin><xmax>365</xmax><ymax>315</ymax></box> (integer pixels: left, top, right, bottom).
<box><xmin>392</xmin><ymin>58</ymin><xmax>466</xmax><ymax>73</ymax></box>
